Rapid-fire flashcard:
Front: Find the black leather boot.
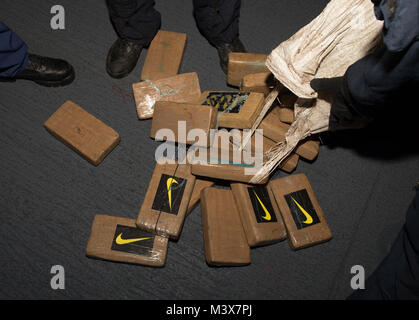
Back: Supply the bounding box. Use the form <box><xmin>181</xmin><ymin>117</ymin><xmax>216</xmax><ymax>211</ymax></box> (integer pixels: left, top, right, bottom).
<box><xmin>13</xmin><ymin>54</ymin><xmax>75</xmax><ymax>87</ymax></box>
<box><xmin>215</xmin><ymin>37</ymin><xmax>246</xmax><ymax>74</ymax></box>
<box><xmin>106</xmin><ymin>38</ymin><xmax>143</xmax><ymax>79</ymax></box>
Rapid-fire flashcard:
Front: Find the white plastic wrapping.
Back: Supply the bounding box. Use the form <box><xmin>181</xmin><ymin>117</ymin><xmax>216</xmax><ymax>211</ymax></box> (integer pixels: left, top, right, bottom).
<box><xmin>132</xmin><ymin>72</ymin><xmax>201</xmax><ymax>119</ymax></box>
<box><xmin>250</xmin><ymin>0</ymin><xmax>383</xmax><ymax>183</ymax></box>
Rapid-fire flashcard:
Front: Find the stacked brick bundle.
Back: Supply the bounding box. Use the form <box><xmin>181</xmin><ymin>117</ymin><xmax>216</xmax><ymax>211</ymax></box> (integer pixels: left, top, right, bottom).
<box><xmin>43</xmin><ymin>30</ymin><xmax>332</xmax><ymax>267</ymax></box>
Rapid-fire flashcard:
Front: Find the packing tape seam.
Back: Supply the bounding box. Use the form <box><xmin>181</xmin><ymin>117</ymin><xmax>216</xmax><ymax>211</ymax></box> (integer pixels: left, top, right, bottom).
<box><xmin>154</xmin><ymin>163</ymin><xmax>186</xmax><ymax>236</ymax></box>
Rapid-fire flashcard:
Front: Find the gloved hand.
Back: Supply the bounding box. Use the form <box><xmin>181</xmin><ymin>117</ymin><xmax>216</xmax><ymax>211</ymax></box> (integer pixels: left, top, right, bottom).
<box><xmin>310</xmin><ymin>77</ymin><xmax>371</xmax><ymax>131</ymax></box>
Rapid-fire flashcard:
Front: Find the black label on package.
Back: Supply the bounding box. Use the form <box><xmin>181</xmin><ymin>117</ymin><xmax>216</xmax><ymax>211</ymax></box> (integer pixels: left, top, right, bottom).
<box><xmin>284</xmin><ymin>189</ymin><xmax>320</xmax><ymax>230</ymax></box>
<box><xmin>152</xmin><ymin>174</ymin><xmax>186</xmax><ymax>215</ymax></box>
<box><xmin>202</xmin><ymin>92</ymin><xmax>249</xmax><ymax>113</ymax></box>
<box><xmin>248</xmin><ymin>186</ymin><xmax>277</xmax><ymax>223</ymax></box>
<box><xmin>111</xmin><ymin>225</ymin><xmax>154</xmax><ymax>256</ymax></box>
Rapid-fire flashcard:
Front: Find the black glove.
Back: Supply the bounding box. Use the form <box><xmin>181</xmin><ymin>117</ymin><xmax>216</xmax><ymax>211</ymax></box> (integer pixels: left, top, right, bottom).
<box><xmin>310</xmin><ymin>77</ymin><xmax>371</xmax><ymax>131</ymax></box>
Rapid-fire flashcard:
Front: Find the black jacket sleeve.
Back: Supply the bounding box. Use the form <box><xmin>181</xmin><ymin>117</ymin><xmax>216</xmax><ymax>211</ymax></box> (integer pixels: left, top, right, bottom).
<box><xmin>342</xmin><ymin>0</ymin><xmax>419</xmax><ymax>118</ymax></box>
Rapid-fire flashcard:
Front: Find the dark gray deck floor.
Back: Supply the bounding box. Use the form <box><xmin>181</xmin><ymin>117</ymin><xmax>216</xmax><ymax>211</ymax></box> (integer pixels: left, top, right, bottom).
<box><xmin>1</xmin><ymin>0</ymin><xmax>418</xmax><ymax>300</ymax></box>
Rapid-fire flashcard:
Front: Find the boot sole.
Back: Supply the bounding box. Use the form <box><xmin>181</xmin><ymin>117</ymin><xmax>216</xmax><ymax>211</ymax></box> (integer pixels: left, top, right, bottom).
<box><xmin>34</xmin><ymin>70</ymin><xmax>75</xmax><ymax>87</ymax></box>
<box><xmin>106</xmin><ymin>63</ymin><xmax>137</xmax><ymax>79</ymax></box>
<box><xmin>0</xmin><ymin>69</ymin><xmax>76</xmax><ymax>87</ymax></box>
<box><xmin>106</xmin><ymin>67</ymin><xmax>131</xmax><ymax>79</ymax></box>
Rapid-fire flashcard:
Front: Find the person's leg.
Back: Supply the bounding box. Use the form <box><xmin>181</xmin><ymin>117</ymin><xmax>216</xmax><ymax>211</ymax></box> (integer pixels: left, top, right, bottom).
<box><xmin>0</xmin><ymin>22</ymin><xmax>74</xmax><ymax>87</ymax></box>
<box><xmin>0</xmin><ymin>22</ymin><xmax>29</xmax><ymax>78</ymax></box>
<box><xmin>193</xmin><ymin>0</ymin><xmax>240</xmax><ymax>46</ymax></box>
<box><xmin>347</xmin><ymin>188</ymin><xmax>419</xmax><ymax>300</ymax></box>
<box><xmin>107</xmin><ymin>0</ymin><xmax>161</xmax><ymax>46</ymax></box>
<box><xmin>193</xmin><ymin>0</ymin><xmax>245</xmax><ymax>74</ymax></box>
<box><xmin>106</xmin><ymin>0</ymin><xmax>161</xmax><ymax>78</ymax></box>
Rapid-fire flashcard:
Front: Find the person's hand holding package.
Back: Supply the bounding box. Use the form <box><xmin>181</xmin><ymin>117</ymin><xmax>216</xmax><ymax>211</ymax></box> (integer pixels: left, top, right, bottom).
<box><xmin>310</xmin><ymin>76</ymin><xmax>372</xmax><ymax>131</ymax></box>
<box><xmin>310</xmin><ymin>0</ymin><xmax>419</xmax><ymax>131</ymax></box>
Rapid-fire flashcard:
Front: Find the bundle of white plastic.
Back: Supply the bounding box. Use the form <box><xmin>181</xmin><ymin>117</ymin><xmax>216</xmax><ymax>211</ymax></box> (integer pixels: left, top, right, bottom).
<box><xmin>249</xmin><ymin>0</ymin><xmax>383</xmax><ymax>183</ymax></box>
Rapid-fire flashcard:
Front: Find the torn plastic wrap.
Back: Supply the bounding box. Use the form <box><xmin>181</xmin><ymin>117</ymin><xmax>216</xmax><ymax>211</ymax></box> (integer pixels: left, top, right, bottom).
<box><xmin>85</xmin><ymin>214</ymin><xmax>168</xmax><ymax>267</ymax></box>
<box><xmin>132</xmin><ymin>72</ymin><xmax>201</xmax><ymax>119</ymax></box>
<box><xmin>249</xmin><ymin>0</ymin><xmax>383</xmax><ymax>183</ymax></box>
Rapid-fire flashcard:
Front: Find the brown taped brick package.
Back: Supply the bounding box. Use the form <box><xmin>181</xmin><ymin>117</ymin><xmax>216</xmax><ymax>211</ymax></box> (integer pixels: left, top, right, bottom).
<box><xmin>198</xmin><ymin>91</ymin><xmax>264</xmax><ymax>129</ymax></box>
<box><xmin>221</xmin><ymin>130</ymin><xmax>299</xmax><ymax>173</ymax></box>
<box><xmin>259</xmin><ymin>106</ymin><xmax>320</xmax><ymax>160</ymax></box>
<box><xmin>278</xmin><ymin>107</ymin><xmax>295</xmax><ymax>124</ymax></box>
<box><xmin>150</xmin><ymin>101</ymin><xmax>218</xmax><ymax>146</ymax></box>
<box><xmin>136</xmin><ymin>162</ymin><xmax>196</xmax><ymax>240</ymax></box>
<box><xmin>133</xmin><ymin>72</ymin><xmax>201</xmax><ymax>119</ymax></box>
<box><xmin>200</xmin><ymin>188</ymin><xmax>251</xmax><ymax>266</ymax></box>
<box><xmin>44</xmin><ymin>100</ymin><xmax>120</xmax><ymax>166</ymax></box>
<box><xmin>254</xmin><ymin>133</ymin><xmax>299</xmax><ymax>173</ymax></box>
<box><xmin>141</xmin><ymin>30</ymin><xmax>187</xmax><ymax>81</ymax></box>
<box><xmin>191</xmin><ymin>159</ymin><xmax>269</xmax><ymax>184</ymax></box>
<box><xmin>188</xmin><ymin>144</ymin><xmax>269</xmax><ymax>184</ymax></box>
<box><xmin>227</xmin><ymin>52</ymin><xmax>269</xmax><ymax>87</ymax></box>
<box><xmin>231</xmin><ymin>183</ymin><xmax>287</xmax><ymax>247</ymax></box>
<box><xmin>188</xmin><ymin>129</ymin><xmax>297</xmax><ymax>181</ymax></box>
<box><xmin>186</xmin><ymin>178</ymin><xmax>215</xmax><ymax>215</ymax></box>
<box><xmin>240</xmin><ymin>72</ymin><xmax>276</xmax><ymax>96</ymax></box>
<box><xmin>278</xmin><ymin>90</ymin><xmax>298</xmax><ymax>108</ymax></box>
<box><xmin>86</xmin><ymin>215</ymin><xmax>168</xmax><ymax>267</ymax></box>
<box><xmin>268</xmin><ymin>173</ymin><xmax>332</xmax><ymax>250</ymax></box>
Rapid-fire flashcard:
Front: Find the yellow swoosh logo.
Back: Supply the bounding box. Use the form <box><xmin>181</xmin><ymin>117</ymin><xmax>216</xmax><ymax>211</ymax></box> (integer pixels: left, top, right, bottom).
<box><xmin>291</xmin><ymin>197</ymin><xmax>313</xmax><ymax>224</ymax></box>
<box><xmin>253</xmin><ymin>190</ymin><xmax>271</xmax><ymax>221</ymax></box>
<box><xmin>115</xmin><ymin>233</ymin><xmax>151</xmax><ymax>245</ymax></box>
<box><xmin>166</xmin><ymin>178</ymin><xmax>178</xmax><ymax>211</ymax></box>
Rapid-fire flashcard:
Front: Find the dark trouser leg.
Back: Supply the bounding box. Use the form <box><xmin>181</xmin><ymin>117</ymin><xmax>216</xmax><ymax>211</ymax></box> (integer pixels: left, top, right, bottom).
<box><xmin>347</xmin><ymin>189</ymin><xmax>419</xmax><ymax>300</ymax></box>
<box><xmin>193</xmin><ymin>0</ymin><xmax>241</xmax><ymax>46</ymax></box>
<box><xmin>106</xmin><ymin>0</ymin><xmax>161</xmax><ymax>46</ymax></box>
<box><xmin>0</xmin><ymin>22</ymin><xmax>29</xmax><ymax>78</ymax></box>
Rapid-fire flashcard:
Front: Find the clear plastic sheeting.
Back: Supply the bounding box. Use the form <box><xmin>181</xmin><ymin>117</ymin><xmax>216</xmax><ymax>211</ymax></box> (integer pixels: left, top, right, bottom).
<box><xmin>136</xmin><ymin>80</ymin><xmax>181</xmax><ymax>119</ymax></box>
<box><xmin>85</xmin><ymin>214</ymin><xmax>168</xmax><ymax>267</ymax></box>
<box><xmin>132</xmin><ymin>72</ymin><xmax>201</xmax><ymax>119</ymax></box>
